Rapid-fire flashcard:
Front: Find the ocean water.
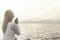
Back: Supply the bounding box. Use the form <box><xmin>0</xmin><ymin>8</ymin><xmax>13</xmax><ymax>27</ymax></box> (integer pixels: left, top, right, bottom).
<box><xmin>0</xmin><ymin>23</ymin><xmax>60</xmax><ymax>40</ymax></box>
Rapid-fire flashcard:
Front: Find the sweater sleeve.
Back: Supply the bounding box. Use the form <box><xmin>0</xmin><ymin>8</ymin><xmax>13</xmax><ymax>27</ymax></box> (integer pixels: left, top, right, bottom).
<box><xmin>11</xmin><ymin>23</ymin><xmax>20</xmax><ymax>35</ymax></box>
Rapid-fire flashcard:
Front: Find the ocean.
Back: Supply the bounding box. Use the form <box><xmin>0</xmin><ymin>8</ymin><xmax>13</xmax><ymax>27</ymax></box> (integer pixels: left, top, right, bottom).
<box><xmin>0</xmin><ymin>23</ymin><xmax>60</xmax><ymax>40</ymax></box>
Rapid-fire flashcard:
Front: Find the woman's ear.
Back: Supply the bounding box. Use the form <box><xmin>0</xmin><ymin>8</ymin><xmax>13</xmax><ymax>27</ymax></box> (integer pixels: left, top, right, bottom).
<box><xmin>14</xmin><ymin>18</ymin><xmax>18</xmax><ymax>24</ymax></box>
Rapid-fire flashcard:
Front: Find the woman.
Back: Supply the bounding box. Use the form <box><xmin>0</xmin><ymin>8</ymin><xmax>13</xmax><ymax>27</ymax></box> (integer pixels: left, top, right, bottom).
<box><xmin>3</xmin><ymin>17</ymin><xmax>20</xmax><ymax>40</ymax></box>
<box><xmin>2</xmin><ymin>10</ymin><xmax>19</xmax><ymax>40</ymax></box>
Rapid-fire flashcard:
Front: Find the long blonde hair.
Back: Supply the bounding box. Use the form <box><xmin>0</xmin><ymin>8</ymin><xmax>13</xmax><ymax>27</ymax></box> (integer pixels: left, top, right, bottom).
<box><xmin>2</xmin><ymin>10</ymin><xmax>14</xmax><ymax>34</ymax></box>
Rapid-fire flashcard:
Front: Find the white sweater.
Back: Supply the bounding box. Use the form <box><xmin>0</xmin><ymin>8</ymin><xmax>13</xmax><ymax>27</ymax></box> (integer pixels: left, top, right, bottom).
<box><xmin>3</xmin><ymin>22</ymin><xmax>20</xmax><ymax>40</ymax></box>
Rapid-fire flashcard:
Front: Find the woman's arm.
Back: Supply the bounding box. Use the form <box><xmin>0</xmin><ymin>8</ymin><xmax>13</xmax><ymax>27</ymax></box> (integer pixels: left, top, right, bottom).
<box><xmin>12</xmin><ymin>24</ymin><xmax>20</xmax><ymax>35</ymax></box>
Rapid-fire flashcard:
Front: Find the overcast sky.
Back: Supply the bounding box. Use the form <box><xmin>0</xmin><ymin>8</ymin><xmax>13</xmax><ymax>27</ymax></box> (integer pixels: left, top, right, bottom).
<box><xmin>0</xmin><ymin>0</ymin><xmax>60</xmax><ymax>22</ymax></box>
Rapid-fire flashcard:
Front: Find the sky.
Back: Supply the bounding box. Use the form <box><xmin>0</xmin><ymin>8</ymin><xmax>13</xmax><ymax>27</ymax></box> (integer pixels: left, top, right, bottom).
<box><xmin>0</xmin><ymin>0</ymin><xmax>60</xmax><ymax>22</ymax></box>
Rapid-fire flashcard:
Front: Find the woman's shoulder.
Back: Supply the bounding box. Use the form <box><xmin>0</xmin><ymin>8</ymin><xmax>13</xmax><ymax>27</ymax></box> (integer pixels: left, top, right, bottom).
<box><xmin>7</xmin><ymin>22</ymin><xmax>15</xmax><ymax>27</ymax></box>
<box><xmin>8</xmin><ymin>22</ymin><xmax>15</xmax><ymax>25</ymax></box>
<box><xmin>10</xmin><ymin>22</ymin><xmax>19</xmax><ymax>26</ymax></box>
<box><xmin>8</xmin><ymin>22</ymin><xmax>19</xmax><ymax>28</ymax></box>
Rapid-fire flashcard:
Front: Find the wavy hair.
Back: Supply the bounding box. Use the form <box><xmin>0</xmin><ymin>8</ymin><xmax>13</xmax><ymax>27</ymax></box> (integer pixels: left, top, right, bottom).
<box><xmin>2</xmin><ymin>10</ymin><xmax>14</xmax><ymax>34</ymax></box>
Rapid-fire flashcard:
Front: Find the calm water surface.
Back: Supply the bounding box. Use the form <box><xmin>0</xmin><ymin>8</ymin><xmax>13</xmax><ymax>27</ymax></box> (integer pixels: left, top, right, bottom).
<box><xmin>0</xmin><ymin>23</ymin><xmax>60</xmax><ymax>40</ymax></box>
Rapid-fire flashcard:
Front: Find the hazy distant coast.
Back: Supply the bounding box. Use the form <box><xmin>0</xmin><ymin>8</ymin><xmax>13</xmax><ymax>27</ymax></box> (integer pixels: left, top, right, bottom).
<box><xmin>19</xmin><ymin>19</ymin><xmax>60</xmax><ymax>24</ymax></box>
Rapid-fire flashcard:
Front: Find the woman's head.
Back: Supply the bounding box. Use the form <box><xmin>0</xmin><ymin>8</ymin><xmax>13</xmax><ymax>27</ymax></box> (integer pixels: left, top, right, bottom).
<box><xmin>5</xmin><ymin>10</ymin><xmax>14</xmax><ymax>22</ymax></box>
<box><xmin>2</xmin><ymin>10</ymin><xmax>14</xmax><ymax>34</ymax></box>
